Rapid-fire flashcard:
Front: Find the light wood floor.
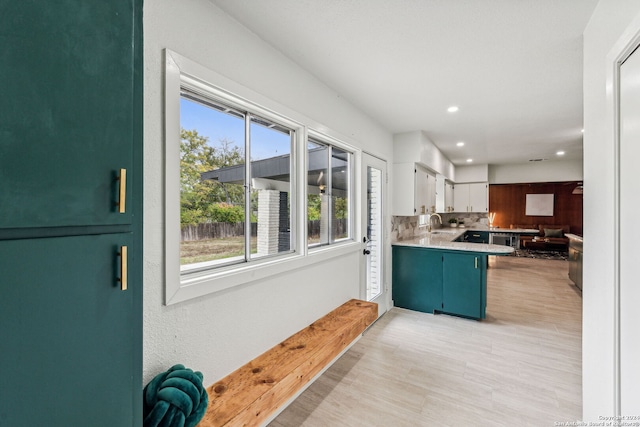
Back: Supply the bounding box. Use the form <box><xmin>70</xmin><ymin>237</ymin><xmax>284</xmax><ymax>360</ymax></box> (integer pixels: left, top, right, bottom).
<box><xmin>269</xmin><ymin>256</ymin><xmax>582</xmax><ymax>426</ymax></box>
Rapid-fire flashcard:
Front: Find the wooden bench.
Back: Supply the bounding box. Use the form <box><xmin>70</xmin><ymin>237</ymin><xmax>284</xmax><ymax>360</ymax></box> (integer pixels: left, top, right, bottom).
<box><xmin>199</xmin><ymin>299</ymin><xmax>378</xmax><ymax>426</ymax></box>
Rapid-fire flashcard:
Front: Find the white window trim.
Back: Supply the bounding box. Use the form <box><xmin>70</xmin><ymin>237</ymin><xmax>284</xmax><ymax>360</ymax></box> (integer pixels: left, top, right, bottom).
<box><xmin>164</xmin><ymin>49</ymin><xmax>361</xmax><ymax>305</ymax></box>
<box><xmin>306</xmin><ymin>129</ymin><xmax>356</xmax><ymax>250</ymax></box>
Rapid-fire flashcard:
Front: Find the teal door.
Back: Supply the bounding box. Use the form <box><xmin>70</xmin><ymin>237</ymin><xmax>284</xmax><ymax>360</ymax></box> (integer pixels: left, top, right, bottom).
<box><xmin>0</xmin><ymin>0</ymin><xmax>142</xmax><ymax>425</ymax></box>
<box><xmin>392</xmin><ymin>246</ymin><xmax>443</xmax><ymax>313</ymax></box>
<box><xmin>0</xmin><ymin>234</ymin><xmax>135</xmax><ymax>425</ymax></box>
<box><xmin>442</xmin><ymin>252</ymin><xmax>484</xmax><ymax>319</ymax></box>
<box><xmin>0</xmin><ymin>1</ymin><xmax>137</xmax><ymax>229</ymax></box>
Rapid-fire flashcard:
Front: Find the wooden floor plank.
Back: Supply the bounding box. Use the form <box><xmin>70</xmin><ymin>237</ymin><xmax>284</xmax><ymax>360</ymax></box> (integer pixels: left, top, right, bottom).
<box><xmin>270</xmin><ymin>256</ymin><xmax>582</xmax><ymax>426</ymax></box>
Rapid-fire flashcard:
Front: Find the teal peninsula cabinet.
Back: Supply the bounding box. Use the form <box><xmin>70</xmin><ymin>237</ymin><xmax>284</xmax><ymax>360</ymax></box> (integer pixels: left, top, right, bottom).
<box><xmin>392</xmin><ymin>232</ymin><xmax>513</xmax><ymax>320</ymax></box>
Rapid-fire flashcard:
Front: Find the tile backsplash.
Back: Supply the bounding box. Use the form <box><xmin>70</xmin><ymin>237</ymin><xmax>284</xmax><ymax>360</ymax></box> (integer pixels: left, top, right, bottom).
<box><xmin>391</xmin><ymin>213</ymin><xmax>489</xmax><ymax>241</ymax></box>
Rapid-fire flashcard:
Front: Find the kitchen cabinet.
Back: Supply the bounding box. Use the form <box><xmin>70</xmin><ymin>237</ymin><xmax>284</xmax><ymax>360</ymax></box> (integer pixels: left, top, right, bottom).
<box><xmin>392</xmin><ymin>246</ymin><xmax>443</xmax><ymax>314</ymax></box>
<box><xmin>0</xmin><ymin>1</ymin><xmax>143</xmax><ymax>425</ymax></box>
<box><xmin>392</xmin><ymin>246</ymin><xmax>487</xmax><ymax>319</ymax></box>
<box><xmin>442</xmin><ymin>252</ymin><xmax>485</xmax><ymax>319</ymax></box>
<box><xmin>436</xmin><ymin>174</ymin><xmax>455</xmax><ymax>213</ymax></box>
<box><xmin>393</xmin><ymin>163</ymin><xmax>436</xmax><ymax>215</ymax></box>
<box><xmin>445</xmin><ymin>182</ymin><xmax>454</xmax><ymax>212</ymax></box>
<box><xmin>464</xmin><ymin>231</ymin><xmax>490</xmax><ymax>244</ymax></box>
<box><xmin>453</xmin><ymin>182</ymin><xmax>489</xmax><ymax>213</ymax></box>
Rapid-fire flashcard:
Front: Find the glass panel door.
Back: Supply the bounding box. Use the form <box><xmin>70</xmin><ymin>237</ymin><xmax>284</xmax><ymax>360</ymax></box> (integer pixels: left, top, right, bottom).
<box><xmin>361</xmin><ymin>153</ymin><xmax>386</xmax><ymax>303</ymax></box>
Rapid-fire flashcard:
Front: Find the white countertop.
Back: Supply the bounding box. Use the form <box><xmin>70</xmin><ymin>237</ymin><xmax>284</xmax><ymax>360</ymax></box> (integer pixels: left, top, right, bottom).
<box><xmin>393</xmin><ymin>229</ymin><xmax>515</xmax><ymax>255</ymax></box>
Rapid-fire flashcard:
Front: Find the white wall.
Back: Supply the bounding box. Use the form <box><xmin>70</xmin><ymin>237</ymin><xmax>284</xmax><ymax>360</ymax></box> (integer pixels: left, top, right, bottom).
<box><xmin>455</xmin><ymin>164</ymin><xmax>489</xmax><ymax>183</ymax></box>
<box><xmin>143</xmin><ymin>0</ymin><xmax>392</xmax><ymax>386</ymax></box>
<box><xmin>393</xmin><ymin>130</ymin><xmax>456</xmax><ymax>180</ymax></box>
<box><xmin>583</xmin><ymin>0</ymin><xmax>640</xmax><ymax>420</ymax></box>
<box><xmin>488</xmin><ymin>160</ymin><xmax>583</xmax><ymax>184</ymax></box>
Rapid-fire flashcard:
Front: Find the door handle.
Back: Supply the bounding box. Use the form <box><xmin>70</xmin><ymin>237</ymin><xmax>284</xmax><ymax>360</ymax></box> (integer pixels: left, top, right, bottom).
<box><xmin>363</xmin><ymin>249</ymin><xmax>371</xmax><ymax>255</ymax></box>
<box><xmin>118</xmin><ymin>246</ymin><xmax>128</xmax><ymax>291</ymax></box>
<box><xmin>117</xmin><ymin>168</ymin><xmax>127</xmax><ymax>213</ymax></box>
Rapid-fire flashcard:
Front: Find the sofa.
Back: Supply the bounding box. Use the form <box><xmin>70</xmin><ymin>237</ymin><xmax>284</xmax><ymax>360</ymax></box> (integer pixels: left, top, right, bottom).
<box><xmin>512</xmin><ymin>224</ymin><xmax>570</xmax><ymax>251</ymax></box>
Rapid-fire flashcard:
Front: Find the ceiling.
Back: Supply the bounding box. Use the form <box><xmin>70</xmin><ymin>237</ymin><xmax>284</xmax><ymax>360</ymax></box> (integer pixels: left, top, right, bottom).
<box><xmin>211</xmin><ymin>0</ymin><xmax>599</xmax><ymax>166</ymax></box>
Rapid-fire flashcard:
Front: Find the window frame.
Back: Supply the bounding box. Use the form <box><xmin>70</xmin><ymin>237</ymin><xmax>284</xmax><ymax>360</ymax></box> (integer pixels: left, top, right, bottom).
<box><xmin>179</xmin><ymin>89</ymin><xmax>297</xmax><ymax>273</ymax></box>
<box><xmin>306</xmin><ymin>132</ymin><xmax>355</xmax><ymax>250</ymax></box>
<box><xmin>165</xmin><ymin>49</ymin><xmax>361</xmax><ymax>305</ymax></box>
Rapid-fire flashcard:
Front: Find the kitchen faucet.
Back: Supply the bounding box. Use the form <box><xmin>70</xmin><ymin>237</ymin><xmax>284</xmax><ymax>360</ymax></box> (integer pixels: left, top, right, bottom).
<box><xmin>428</xmin><ymin>213</ymin><xmax>442</xmax><ymax>232</ymax></box>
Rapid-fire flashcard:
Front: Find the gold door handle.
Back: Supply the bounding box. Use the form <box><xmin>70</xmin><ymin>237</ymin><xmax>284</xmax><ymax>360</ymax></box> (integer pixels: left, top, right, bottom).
<box><xmin>118</xmin><ymin>246</ymin><xmax>128</xmax><ymax>291</ymax></box>
<box><xmin>117</xmin><ymin>168</ymin><xmax>127</xmax><ymax>213</ymax></box>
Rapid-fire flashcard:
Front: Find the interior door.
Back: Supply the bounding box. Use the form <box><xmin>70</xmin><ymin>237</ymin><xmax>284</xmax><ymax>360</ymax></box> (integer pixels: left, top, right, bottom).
<box><xmin>619</xmin><ymin>43</ymin><xmax>640</xmax><ymax>413</ymax></box>
<box><xmin>361</xmin><ymin>153</ymin><xmax>387</xmax><ymax>307</ymax></box>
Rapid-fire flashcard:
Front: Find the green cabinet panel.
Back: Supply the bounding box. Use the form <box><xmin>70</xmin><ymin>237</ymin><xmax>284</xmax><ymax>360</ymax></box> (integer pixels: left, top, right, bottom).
<box><xmin>464</xmin><ymin>231</ymin><xmax>489</xmax><ymax>244</ymax></box>
<box><xmin>442</xmin><ymin>252</ymin><xmax>486</xmax><ymax>319</ymax></box>
<box><xmin>0</xmin><ymin>1</ymin><xmax>138</xmax><ymax>229</ymax></box>
<box><xmin>0</xmin><ymin>233</ymin><xmax>136</xmax><ymax>425</ymax></box>
<box><xmin>0</xmin><ymin>0</ymin><xmax>143</xmax><ymax>424</ymax></box>
<box><xmin>392</xmin><ymin>246</ymin><xmax>443</xmax><ymax>313</ymax></box>
<box><xmin>392</xmin><ymin>246</ymin><xmax>487</xmax><ymax>320</ymax></box>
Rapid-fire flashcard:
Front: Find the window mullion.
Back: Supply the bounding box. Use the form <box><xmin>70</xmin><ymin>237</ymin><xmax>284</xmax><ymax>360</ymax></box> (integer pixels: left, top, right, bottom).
<box><xmin>327</xmin><ymin>146</ymin><xmax>334</xmax><ymax>245</ymax></box>
<box><xmin>244</xmin><ymin>114</ymin><xmax>252</xmax><ymax>262</ymax></box>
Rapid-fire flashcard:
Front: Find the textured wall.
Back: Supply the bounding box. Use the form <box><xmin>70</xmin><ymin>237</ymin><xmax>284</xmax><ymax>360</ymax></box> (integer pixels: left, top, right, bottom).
<box><xmin>143</xmin><ymin>0</ymin><xmax>392</xmax><ymax>387</ymax></box>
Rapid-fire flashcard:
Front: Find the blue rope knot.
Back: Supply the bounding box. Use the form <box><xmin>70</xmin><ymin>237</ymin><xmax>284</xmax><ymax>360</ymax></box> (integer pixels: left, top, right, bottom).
<box><xmin>143</xmin><ymin>364</ymin><xmax>208</xmax><ymax>427</ymax></box>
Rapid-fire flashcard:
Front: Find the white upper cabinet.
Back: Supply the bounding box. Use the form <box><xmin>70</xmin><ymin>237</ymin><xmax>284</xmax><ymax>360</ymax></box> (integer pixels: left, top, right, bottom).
<box><xmin>393</xmin><ymin>163</ymin><xmax>436</xmax><ymax>216</ymax></box>
<box><xmin>453</xmin><ymin>182</ymin><xmax>488</xmax><ymax>212</ymax></box>
<box><xmin>445</xmin><ymin>182</ymin><xmax>454</xmax><ymax>212</ymax></box>
<box><xmin>436</xmin><ymin>174</ymin><xmax>454</xmax><ymax>213</ymax></box>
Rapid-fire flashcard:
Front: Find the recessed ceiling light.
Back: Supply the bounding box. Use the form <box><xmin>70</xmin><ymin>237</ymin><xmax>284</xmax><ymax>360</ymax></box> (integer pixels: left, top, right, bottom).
<box><xmin>557</xmin><ymin>151</ymin><xmax>565</xmax><ymax>156</ymax></box>
<box><xmin>466</xmin><ymin>158</ymin><xmax>473</xmax><ymax>163</ymax></box>
<box><xmin>581</xmin><ymin>129</ymin><xmax>584</xmax><ymax>133</ymax></box>
<box><xmin>447</xmin><ymin>106</ymin><xmax>459</xmax><ymax>113</ymax></box>
<box><xmin>456</xmin><ymin>142</ymin><xmax>465</xmax><ymax>147</ymax></box>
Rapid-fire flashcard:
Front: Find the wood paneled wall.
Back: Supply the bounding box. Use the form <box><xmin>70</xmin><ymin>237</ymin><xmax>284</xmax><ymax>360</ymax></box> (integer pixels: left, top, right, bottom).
<box><xmin>489</xmin><ymin>182</ymin><xmax>583</xmax><ymax>235</ymax></box>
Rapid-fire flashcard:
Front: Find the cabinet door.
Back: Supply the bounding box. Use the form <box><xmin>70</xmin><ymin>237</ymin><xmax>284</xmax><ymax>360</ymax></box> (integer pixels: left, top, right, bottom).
<box><xmin>445</xmin><ymin>182</ymin><xmax>454</xmax><ymax>212</ymax></box>
<box><xmin>469</xmin><ymin>183</ymin><xmax>489</xmax><ymax>212</ymax></box>
<box><xmin>435</xmin><ymin>175</ymin><xmax>445</xmax><ymax>213</ymax></box>
<box><xmin>442</xmin><ymin>252</ymin><xmax>484</xmax><ymax>319</ymax></box>
<box><xmin>0</xmin><ymin>233</ymin><xmax>136</xmax><ymax>425</ymax></box>
<box><xmin>453</xmin><ymin>184</ymin><xmax>470</xmax><ymax>212</ymax></box>
<box><xmin>415</xmin><ymin>167</ymin><xmax>429</xmax><ymax>214</ymax></box>
<box><xmin>392</xmin><ymin>247</ymin><xmax>443</xmax><ymax>313</ymax></box>
<box><xmin>392</xmin><ymin>164</ymin><xmax>417</xmax><ymax>216</ymax></box>
<box><xmin>425</xmin><ymin>172</ymin><xmax>436</xmax><ymax>213</ymax></box>
<box><xmin>0</xmin><ymin>1</ymin><xmax>137</xmax><ymax>229</ymax></box>
<box><xmin>465</xmin><ymin>231</ymin><xmax>489</xmax><ymax>244</ymax></box>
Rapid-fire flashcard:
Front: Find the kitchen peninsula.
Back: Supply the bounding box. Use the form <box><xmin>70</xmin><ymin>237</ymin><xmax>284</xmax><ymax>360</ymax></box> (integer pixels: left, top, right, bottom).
<box><xmin>392</xmin><ymin>229</ymin><xmax>514</xmax><ymax>320</ymax></box>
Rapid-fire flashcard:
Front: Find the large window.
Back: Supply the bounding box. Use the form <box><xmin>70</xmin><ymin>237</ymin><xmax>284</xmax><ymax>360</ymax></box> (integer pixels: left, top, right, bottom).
<box><xmin>179</xmin><ymin>88</ymin><xmax>295</xmax><ymax>273</ymax></box>
<box><xmin>165</xmin><ymin>49</ymin><xmax>360</xmax><ymax>304</ymax></box>
<box><xmin>307</xmin><ymin>136</ymin><xmax>352</xmax><ymax>248</ymax></box>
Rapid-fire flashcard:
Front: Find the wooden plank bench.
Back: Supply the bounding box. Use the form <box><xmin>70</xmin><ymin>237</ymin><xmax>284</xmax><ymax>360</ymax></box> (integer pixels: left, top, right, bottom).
<box><xmin>200</xmin><ymin>299</ymin><xmax>378</xmax><ymax>426</ymax></box>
